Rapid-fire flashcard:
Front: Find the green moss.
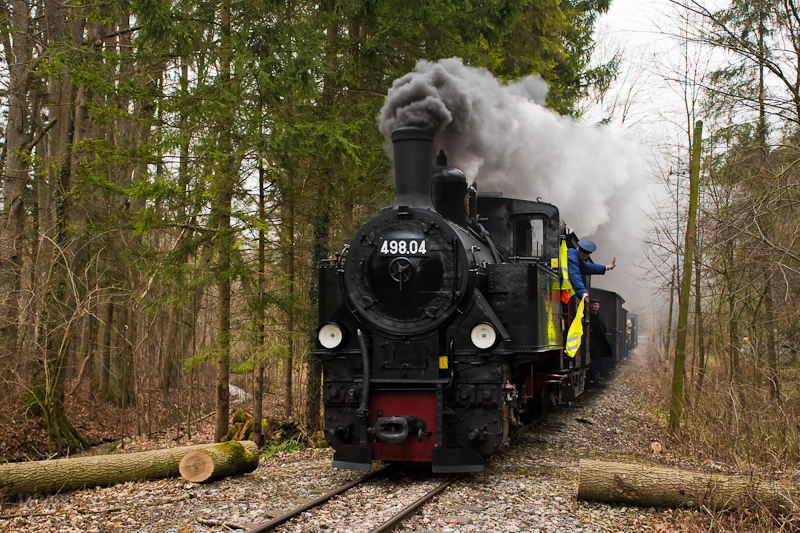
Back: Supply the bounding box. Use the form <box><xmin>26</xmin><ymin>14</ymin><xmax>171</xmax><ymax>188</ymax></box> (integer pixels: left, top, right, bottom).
<box><xmin>216</xmin><ymin>440</ymin><xmax>249</xmax><ymax>463</ymax></box>
<box><xmin>232</xmin><ymin>409</ymin><xmax>249</xmax><ymax>424</ymax></box>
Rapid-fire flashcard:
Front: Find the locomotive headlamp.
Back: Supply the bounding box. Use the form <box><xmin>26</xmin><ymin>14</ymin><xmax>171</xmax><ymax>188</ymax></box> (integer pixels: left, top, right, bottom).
<box><xmin>471</xmin><ymin>323</ymin><xmax>497</xmax><ymax>349</ymax></box>
<box><xmin>318</xmin><ymin>323</ymin><xmax>344</xmax><ymax>349</ymax></box>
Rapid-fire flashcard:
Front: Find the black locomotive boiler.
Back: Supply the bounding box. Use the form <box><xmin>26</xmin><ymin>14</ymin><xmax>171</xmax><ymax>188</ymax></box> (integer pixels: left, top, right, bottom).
<box><xmin>316</xmin><ymin>127</ymin><xmax>620</xmax><ymax>473</ymax></box>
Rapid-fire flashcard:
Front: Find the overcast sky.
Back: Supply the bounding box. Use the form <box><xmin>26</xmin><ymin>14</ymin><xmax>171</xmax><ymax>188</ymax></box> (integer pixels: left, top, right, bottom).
<box><xmin>376</xmin><ymin>2</ymin><xmax>706</xmax><ymax>325</ymax></box>
<box><xmin>580</xmin><ymin>0</ymin><xmax>695</xmax><ymax>319</ymax></box>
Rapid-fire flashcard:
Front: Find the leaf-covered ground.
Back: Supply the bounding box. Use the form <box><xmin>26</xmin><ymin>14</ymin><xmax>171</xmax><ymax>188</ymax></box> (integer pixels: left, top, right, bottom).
<box><xmin>0</xmin><ymin>381</ymin><xmax>132</xmax><ymax>463</ymax></box>
<box><xmin>3</xmin><ymin>352</ymin><xmax>800</xmax><ymax>532</ymax></box>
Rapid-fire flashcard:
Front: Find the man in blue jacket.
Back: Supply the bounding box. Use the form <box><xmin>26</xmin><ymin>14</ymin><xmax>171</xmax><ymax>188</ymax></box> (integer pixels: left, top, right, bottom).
<box><xmin>566</xmin><ymin>240</ymin><xmax>616</xmax><ymax>301</ymax></box>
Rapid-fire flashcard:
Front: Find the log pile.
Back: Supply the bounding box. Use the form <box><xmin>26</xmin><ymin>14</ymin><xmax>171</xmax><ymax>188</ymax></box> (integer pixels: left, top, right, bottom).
<box><xmin>225</xmin><ymin>410</ymin><xmax>255</xmax><ymax>441</ymax></box>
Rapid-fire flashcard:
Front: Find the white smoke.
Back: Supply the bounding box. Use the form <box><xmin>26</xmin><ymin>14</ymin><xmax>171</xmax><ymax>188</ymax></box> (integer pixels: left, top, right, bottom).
<box><xmin>379</xmin><ymin>57</ymin><xmax>650</xmax><ymax>311</ymax></box>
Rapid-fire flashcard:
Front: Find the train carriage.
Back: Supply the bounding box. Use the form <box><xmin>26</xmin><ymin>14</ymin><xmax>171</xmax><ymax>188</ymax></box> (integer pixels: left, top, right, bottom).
<box><xmin>627</xmin><ymin>313</ymin><xmax>639</xmax><ymax>353</ymax></box>
<box><xmin>590</xmin><ymin>289</ymin><xmax>625</xmax><ymax>375</ymax></box>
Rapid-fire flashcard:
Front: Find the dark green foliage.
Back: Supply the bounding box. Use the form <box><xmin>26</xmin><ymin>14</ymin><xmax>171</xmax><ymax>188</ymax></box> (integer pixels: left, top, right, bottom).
<box><xmin>2</xmin><ymin>0</ymin><xmax>612</xmax><ymax>448</ymax></box>
<box><xmin>492</xmin><ymin>0</ymin><xmax>615</xmax><ymax>116</ymax></box>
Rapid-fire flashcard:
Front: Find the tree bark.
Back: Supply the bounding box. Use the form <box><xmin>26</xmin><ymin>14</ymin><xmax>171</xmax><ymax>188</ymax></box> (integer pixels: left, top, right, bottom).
<box><xmin>283</xmin><ymin>170</ymin><xmax>296</xmax><ymax>420</ymax></box>
<box><xmin>178</xmin><ymin>441</ymin><xmax>260</xmax><ymax>483</ymax></box>
<box><xmin>0</xmin><ymin>441</ymin><xmax>259</xmax><ymax>498</ymax></box>
<box><xmin>669</xmin><ymin>120</ymin><xmax>702</xmax><ymax>432</ymax></box>
<box><xmin>213</xmin><ymin>0</ymin><xmax>234</xmax><ymax>442</ymax></box>
<box><xmin>98</xmin><ymin>298</ymin><xmax>114</xmax><ymax>400</ymax></box>
<box><xmin>726</xmin><ymin>240</ymin><xmax>740</xmax><ymax>381</ymax></box>
<box><xmin>303</xmin><ymin>3</ymin><xmax>337</xmax><ymax>435</ymax></box>
<box><xmin>577</xmin><ymin>459</ymin><xmax>797</xmax><ymax>514</ymax></box>
<box><xmin>252</xmin><ymin>163</ymin><xmax>267</xmax><ymax>447</ymax></box>
<box><xmin>0</xmin><ymin>0</ymin><xmax>33</xmax><ymax>358</ymax></box>
<box><xmin>764</xmin><ymin>281</ymin><xmax>780</xmax><ymax>400</ymax></box>
<box><xmin>665</xmin><ymin>267</ymin><xmax>675</xmax><ymax>356</ymax></box>
<box><xmin>693</xmin><ymin>252</ymin><xmax>706</xmax><ymax>395</ymax></box>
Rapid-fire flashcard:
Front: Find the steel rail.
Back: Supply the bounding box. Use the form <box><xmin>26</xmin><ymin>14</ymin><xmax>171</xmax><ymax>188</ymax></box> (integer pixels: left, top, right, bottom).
<box><xmin>369</xmin><ymin>473</ymin><xmax>465</xmax><ymax>533</ymax></box>
<box><xmin>245</xmin><ymin>465</ymin><xmax>393</xmax><ymax>533</ymax></box>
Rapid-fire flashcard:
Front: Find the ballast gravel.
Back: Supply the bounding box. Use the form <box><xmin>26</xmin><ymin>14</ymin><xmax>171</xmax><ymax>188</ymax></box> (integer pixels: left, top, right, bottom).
<box><xmin>2</xmin><ymin>351</ymin><xmax>687</xmax><ymax>532</ymax></box>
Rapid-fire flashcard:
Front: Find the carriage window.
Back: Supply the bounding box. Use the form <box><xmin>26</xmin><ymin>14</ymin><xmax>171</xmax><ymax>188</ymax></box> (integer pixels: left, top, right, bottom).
<box><xmin>514</xmin><ymin>217</ymin><xmax>545</xmax><ymax>258</ymax></box>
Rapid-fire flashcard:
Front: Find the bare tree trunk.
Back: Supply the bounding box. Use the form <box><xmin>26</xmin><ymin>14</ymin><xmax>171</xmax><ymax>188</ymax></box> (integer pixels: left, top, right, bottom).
<box><xmin>670</xmin><ymin>120</ymin><xmax>702</xmax><ymax>432</ymax></box>
<box><xmin>214</xmin><ymin>0</ymin><xmax>233</xmax><ymax>442</ymax></box>
<box><xmin>23</xmin><ymin>0</ymin><xmax>93</xmax><ymax>454</ymax></box>
<box><xmin>98</xmin><ymin>299</ymin><xmax>114</xmax><ymax>400</ymax></box>
<box><xmin>0</xmin><ymin>0</ymin><xmax>33</xmax><ymax>358</ymax></box>
<box><xmin>665</xmin><ymin>267</ymin><xmax>675</xmax><ymax>356</ymax></box>
<box><xmin>303</xmin><ymin>11</ymin><xmax>337</xmax><ymax>434</ymax></box>
<box><xmin>252</xmin><ymin>164</ymin><xmax>267</xmax><ymax>447</ymax></box>
<box><xmin>162</xmin><ymin>299</ymin><xmax>181</xmax><ymax>392</ymax></box>
<box><xmin>755</xmin><ymin>8</ymin><xmax>779</xmax><ymax>402</ymax></box>
<box><xmin>284</xmin><ymin>172</ymin><xmax>295</xmax><ymax>420</ymax></box>
<box><xmin>693</xmin><ymin>253</ymin><xmax>706</xmax><ymax>394</ymax></box>
<box><xmin>215</xmin><ymin>263</ymin><xmax>232</xmax><ymax>442</ymax></box>
<box><xmin>726</xmin><ymin>242</ymin><xmax>740</xmax><ymax>382</ymax></box>
<box><xmin>113</xmin><ymin>303</ymin><xmax>134</xmax><ymax>407</ymax></box>
<box><xmin>763</xmin><ymin>281</ymin><xmax>780</xmax><ymax>400</ymax></box>
<box><xmin>68</xmin><ymin>296</ymin><xmax>96</xmax><ymax>395</ymax></box>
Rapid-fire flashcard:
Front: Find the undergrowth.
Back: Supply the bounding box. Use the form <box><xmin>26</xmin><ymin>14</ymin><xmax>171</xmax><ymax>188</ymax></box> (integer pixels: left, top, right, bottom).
<box><xmin>260</xmin><ymin>437</ymin><xmax>304</xmax><ymax>460</ymax></box>
<box><xmin>637</xmin><ymin>342</ymin><xmax>800</xmax><ymax>531</ymax></box>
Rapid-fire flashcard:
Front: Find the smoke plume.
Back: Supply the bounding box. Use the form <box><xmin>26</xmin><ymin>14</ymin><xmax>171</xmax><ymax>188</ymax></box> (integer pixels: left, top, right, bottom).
<box><xmin>379</xmin><ymin>58</ymin><xmax>649</xmax><ymax>310</ymax></box>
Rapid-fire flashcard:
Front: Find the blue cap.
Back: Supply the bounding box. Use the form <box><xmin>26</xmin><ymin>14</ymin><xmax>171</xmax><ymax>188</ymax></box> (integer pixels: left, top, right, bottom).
<box><xmin>577</xmin><ymin>240</ymin><xmax>597</xmax><ymax>253</ymax></box>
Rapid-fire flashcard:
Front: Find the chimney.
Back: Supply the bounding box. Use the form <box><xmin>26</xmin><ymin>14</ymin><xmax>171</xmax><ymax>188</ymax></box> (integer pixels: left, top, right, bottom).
<box><xmin>391</xmin><ymin>127</ymin><xmax>434</xmax><ymax>209</ymax></box>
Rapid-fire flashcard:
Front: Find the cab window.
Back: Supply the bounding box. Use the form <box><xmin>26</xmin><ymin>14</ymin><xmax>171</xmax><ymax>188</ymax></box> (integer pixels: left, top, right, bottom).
<box><xmin>514</xmin><ymin>217</ymin><xmax>545</xmax><ymax>258</ymax></box>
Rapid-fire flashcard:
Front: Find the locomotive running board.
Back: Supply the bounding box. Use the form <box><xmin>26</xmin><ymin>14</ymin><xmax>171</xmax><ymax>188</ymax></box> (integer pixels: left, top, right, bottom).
<box><xmin>332</xmin><ymin>445</ymin><xmax>373</xmax><ymax>471</ymax></box>
<box><xmin>431</xmin><ymin>449</ymin><xmax>484</xmax><ymax>473</ymax></box>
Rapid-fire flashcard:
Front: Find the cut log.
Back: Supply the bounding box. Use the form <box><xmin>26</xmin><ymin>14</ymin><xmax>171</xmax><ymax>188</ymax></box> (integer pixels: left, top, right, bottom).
<box><xmin>0</xmin><ymin>440</ymin><xmax>260</xmax><ymax>498</ymax></box>
<box><xmin>577</xmin><ymin>459</ymin><xmax>799</xmax><ymax>514</ymax></box>
<box><xmin>179</xmin><ymin>441</ymin><xmax>260</xmax><ymax>483</ymax></box>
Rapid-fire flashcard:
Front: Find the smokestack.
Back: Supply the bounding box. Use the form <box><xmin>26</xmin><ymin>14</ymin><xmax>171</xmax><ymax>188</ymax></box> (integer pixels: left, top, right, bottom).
<box><xmin>391</xmin><ymin>127</ymin><xmax>434</xmax><ymax>209</ymax></box>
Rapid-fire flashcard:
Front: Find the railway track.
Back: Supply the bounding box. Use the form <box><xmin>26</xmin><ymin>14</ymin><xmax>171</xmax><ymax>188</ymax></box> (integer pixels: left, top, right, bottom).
<box><xmin>243</xmin><ymin>424</ymin><xmax>544</xmax><ymax>533</ymax></box>
<box><xmin>245</xmin><ymin>465</ymin><xmax>464</xmax><ymax>533</ymax></box>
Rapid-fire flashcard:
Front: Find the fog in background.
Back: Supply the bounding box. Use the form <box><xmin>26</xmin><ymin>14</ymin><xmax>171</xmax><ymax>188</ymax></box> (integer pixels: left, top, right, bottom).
<box><xmin>585</xmin><ymin>0</ymin><xmax>716</xmax><ymax>328</ymax></box>
<box><xmin>378</xmin><ymin>58</ymin><xmax>652</xmax><ymax>314</ymax></box>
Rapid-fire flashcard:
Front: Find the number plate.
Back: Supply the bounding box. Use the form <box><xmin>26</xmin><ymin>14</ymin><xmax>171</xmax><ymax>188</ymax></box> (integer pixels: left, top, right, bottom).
<box><xmin>379</xmin><ymin>238</ymin><xmax>427</xmax><ymax>256</ymax></box>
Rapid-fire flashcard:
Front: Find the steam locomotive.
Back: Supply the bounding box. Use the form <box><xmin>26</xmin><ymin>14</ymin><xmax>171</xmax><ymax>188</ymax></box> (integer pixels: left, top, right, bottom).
<box><xmin>315</xmin><ymin>127</ymin><xmax>632</xmax><ymax>473</ymax></box>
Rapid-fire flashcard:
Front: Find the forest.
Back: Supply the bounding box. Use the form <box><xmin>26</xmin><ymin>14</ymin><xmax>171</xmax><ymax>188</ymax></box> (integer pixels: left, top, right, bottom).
<box><xmin>2</xmin><ymin>0</ymin><xmax>800</xmax><ymax>492</ymax></box>
<box><xmin>0</xmin><ymin>0</ymin><xmax>617</xmax><ymax>457</ymax></box>
<box><xmin>635</xmin><ymin>0</ymin><xmax>800</xmax><ymax>470</ymax></box>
